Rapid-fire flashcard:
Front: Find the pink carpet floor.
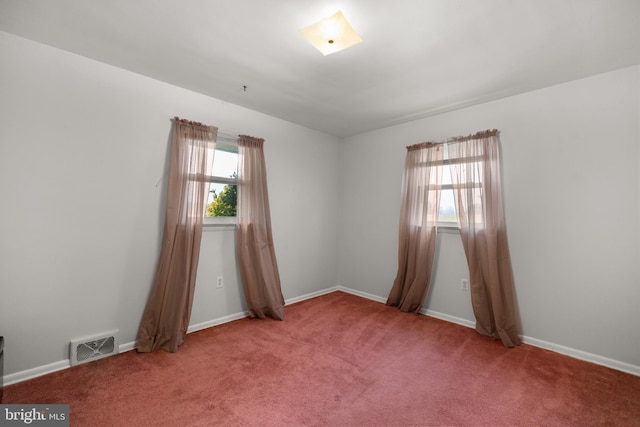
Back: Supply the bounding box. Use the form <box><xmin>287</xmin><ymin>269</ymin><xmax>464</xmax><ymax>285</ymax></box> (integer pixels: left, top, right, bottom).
<box><xmin>4</xmin><ymin>291</ymin><xmax>640</xmax><ymax>426</ymax></box>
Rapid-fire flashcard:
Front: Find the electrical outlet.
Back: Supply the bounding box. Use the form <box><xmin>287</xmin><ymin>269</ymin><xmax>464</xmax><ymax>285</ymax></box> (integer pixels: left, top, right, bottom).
<box><xmin>460</xmin><ymin>279</ymin><xmax>469</xmax><ymax>291</ymax></box>
<box><xmin>216</xmin><ymin>276</ymin><xmax>224</xmax><ymax>288</ymax></box>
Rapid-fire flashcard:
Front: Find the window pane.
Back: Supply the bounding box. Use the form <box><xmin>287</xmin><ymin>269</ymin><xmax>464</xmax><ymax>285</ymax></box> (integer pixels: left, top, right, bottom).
<box><xmin>438</xmin><ymin>162</ymin><xmax>456</xmax><ymax>223</ymax></box>
<box><xmin>206</xmin><ymin>183</ymin><xmax>237</xmax><ymax>217</ymax></box>
<box><xmin>205</xmin><ymin>143</ymin><xmax>238</xmax><ymax>218</ymax></box>
<box><xmin>206</xmin><ymin>143</ymin><xmax>238</xmax><ymax>178</ymax></box>
<box><xmin>207</xmin><ymin>182</ymin><xmax>225</xmax><ymax>205</ymax></box>
<box><xmin>441</xmin><ymin>164</ymin><xmax>452</xmax><ymax>185</ymax></box>
<box><xmin>211</xmin><ymin>149</ymin><xmax>237</xmax><ymax>179</ymax></box>
<box><xmin>439</xmin><ymin>188</ymin><xmax>457</xmax><ymax>222</ymax></box>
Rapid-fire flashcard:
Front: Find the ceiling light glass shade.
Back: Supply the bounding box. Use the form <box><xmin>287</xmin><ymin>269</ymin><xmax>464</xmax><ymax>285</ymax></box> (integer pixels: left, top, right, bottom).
<box><xmin>300</xmin><ymin>10</ymin><xmax>362</xmax><ymax>56</ymax></box>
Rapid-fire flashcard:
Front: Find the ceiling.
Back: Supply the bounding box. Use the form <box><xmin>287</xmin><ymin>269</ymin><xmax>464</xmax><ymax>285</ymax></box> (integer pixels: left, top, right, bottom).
<box><xmin>1</xmin><ymin>0</ymin><xmax>639</xmax><ymax>137</ymax></box>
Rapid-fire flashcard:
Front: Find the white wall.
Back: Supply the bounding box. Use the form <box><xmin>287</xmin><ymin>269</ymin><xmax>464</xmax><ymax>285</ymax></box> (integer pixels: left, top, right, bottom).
<box><xmin>0</xmin><ymin>31</ymin><xmax>340</xmax><ymax>377</ymax></box>
<box><xmin>339</xmin><ymin>66</ymin><xmax>640</xmax><ymax>369</ymax></box>
<box><xmin>2</xmin><ymin>29</ymin><xmax>639</xmax><ymax>380</ymax></box>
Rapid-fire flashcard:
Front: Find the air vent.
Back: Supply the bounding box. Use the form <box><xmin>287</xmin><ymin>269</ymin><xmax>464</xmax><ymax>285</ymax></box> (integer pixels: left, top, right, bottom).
<box><xmin>70</xmin><ymin>330</ymin><xmax>119</xmax><ymax>366</ymax></box>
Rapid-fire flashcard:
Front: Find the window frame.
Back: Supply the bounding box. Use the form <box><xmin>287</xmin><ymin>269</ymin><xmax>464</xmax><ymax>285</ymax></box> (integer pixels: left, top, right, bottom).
<box><xmin>437</xmin><ymin>183</ymin><xmax>459</xmax><ymax>229</ymax></box>
<box><xmin>421</xmin><ymin>152</ymin><xmax>485</xmax><ymax>230</ymax></box>
<box><xmin>203</xmin><ymin>140</ymin><xmax>239</xmax><ymax>228</ymax></box>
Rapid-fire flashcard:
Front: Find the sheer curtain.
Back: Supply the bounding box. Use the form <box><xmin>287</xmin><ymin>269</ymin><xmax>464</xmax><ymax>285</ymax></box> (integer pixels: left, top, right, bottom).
<box><xmin>387</xmin><ymin>142</ymin><xmax>443</xmax><ymax>313</ymax></box>
<box><xmin>236</xmin><ymin>135</ymin><xmax>285</xmax><ymax>320</ymax></box>
<box><xmin>136</xmin><ymin>117</ymin><xmax>216</xmax><ymax>353</ymax></box>
<box><xmin>448</xmin><ymin>130</ymin><xmax>520</xmax><ymax>347</ymax></box>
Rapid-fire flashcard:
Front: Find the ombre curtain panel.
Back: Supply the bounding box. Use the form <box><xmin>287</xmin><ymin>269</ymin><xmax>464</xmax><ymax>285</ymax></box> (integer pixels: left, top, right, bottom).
<box><xmin>236</xmin><ymin>135</ymin><xmax>285</xmax><ymax>320</ymax></box>
<box><xmin>449</xmin><ymin>130</ymin><xmax>520</xmax><ymax>347</ymax></box>
<box><xmin>136</xmin><ymin>118</ymin><xmax>216</xmax><ymax>353</ymax></box>
<box><xmin>388</xmin><ymin>130</ymin><xmax>519</xmax><ymax>348</ymax></box>
<box><xmin>387</xmin><ymin>142</ymin><xmax>443</xmax><ymax>313</ymax></box>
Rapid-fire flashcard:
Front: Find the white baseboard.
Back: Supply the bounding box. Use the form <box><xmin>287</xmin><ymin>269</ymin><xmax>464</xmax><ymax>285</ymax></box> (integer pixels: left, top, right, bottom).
<box><xmin>4</xmin><ymin>342</ymin><xmax>141</xmax><ymax>386</ymax></box>
<box><xmin>520</xmin><ymin>335</ymin><xmax>640</xmax><ymax>377</ymax></box>
<box><xmin>421</xmin><ymin>308</ymin><xmax>476</xmax><ymax>329</ymax></box>
<box><xmin>4</xmin><ymin>360</ymin><xmax>70</xmax><ymax>387</ymax></box>
<box><xmin>336</xmin><ymin>285</ymin><xmax>474</xmax><ymax>329</ymax></box>
<box><xmin>336</xmin><ymin>285</ymin><xmax>640</xmax><ymax>377</ymax></box>
<box><xmin>335</xmin><ymin>286</ymin><xmax>386</xmax><ymax>303</ymax></box>
<box><xmin>118</xmin><ymin>341</ymin><xmax>136</xmax><ymax>353</ymax></box>
<box><xmin>187</xmin><ymin>311</ymin><xmax>249</xmax><ymax>334</ymax></box>
<box><xmin>285</xmin><ymin>286</ymin><xmax>340</xmax><ymax>305</ymax></box>
<box><xmin>3</xmin><ymin>289</ymin><xmax>334</xmax><ymax>386</ymax></box>
<box><xmin>5</xmin><ymin>286</ymin><xmax>639</xmax><ymax>385</ymax></box>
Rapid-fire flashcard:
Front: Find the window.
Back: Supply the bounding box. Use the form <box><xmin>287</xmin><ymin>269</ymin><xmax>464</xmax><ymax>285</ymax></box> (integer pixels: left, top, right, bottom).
<box><xmin>438</xmin><ymin>160</ymin><xmax>457</xmax><ymax>225</ymax></box>
<box><xmin>436</xmin><ymin>145</ymin><xmax>458</xmax><ymax>226</ymax></box>
<box><xmin>204</xmin><ymin>141</ymin><xmax>238</xmax><ymax>226</ymax></box>
<box><xmin>438</xmin><ymin>144</ymin><xmax>484</xmax><ymax>227</ymax></box>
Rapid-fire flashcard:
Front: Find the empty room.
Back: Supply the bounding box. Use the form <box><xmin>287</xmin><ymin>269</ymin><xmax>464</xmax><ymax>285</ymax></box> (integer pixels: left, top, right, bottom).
<box><xmin>0</xmin><ymin>0</ymin><xmax>639</xmax><ymax>425</ymax></box>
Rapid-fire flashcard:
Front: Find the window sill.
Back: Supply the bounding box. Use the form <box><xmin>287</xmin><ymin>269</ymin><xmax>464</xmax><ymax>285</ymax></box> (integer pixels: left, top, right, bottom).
<box><xmin>437</xmin><ymin>223</ymin><xmax>460</xmax><ymax>233</ymax></box>
<box><xmin>203</xmin><ymin>216</ymin><xmax>237</xmax><ymax>231</ymax></box>
<box><xmin>203</xmin><ymin>223</ymin><xmax>237</xmax><ymax>232</ymax></box>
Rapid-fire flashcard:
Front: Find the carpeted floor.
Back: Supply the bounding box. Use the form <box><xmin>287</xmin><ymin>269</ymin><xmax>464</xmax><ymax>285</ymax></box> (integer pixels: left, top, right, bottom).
<box><xmin>4</xmin><ymin>291</ymin><xmax>640</xmax><ymax>426</ymax></box>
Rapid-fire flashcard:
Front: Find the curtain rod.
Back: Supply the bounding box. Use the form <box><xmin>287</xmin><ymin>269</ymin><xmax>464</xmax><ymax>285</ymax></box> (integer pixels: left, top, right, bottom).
<box><xmin>445</xmin><ymin>129</ymin><xmax>499</xmax><ymax>143</ymax></box>
<box><xmin>171</xmin><ymin>117</ymin><xmax>261</xmax><ymax>144</ymax></box>
<box><xmin>408</xmin><ymin>129</ymin><xmax>499</xmax><ymax>150</ymax></box>
<box><xmin>172</xmin><ymin>117</ymin><xmax>239</xmax><ymax>143</ymax></box>
<box><xmin>217</xmin><ymin>131</ymin><xmax>240</xmax><ymax>143</ymax></box>
<box><xmin>217</xmin><ymin>132</ymin><xmax>265</xmax><ymax>144</ymax></box>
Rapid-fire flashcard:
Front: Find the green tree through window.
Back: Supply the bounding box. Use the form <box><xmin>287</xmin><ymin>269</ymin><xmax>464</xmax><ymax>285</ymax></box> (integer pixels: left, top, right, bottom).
<box><xmin>206</xmin><ymin>172</ymin><xmax>237</xmax><ymax>217</ymax></box>
<box><xmin>204</xmin><ymin>142</ymin><xmax>238</xmax><ymax>223</ymax></box>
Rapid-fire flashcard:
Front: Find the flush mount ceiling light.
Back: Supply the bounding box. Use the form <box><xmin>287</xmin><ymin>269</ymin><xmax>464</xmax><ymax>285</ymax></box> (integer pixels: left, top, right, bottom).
<box><xmin>300</xmin><ymin>10</ymin><xmax>362</xmax><ymax>56</ymax></box>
